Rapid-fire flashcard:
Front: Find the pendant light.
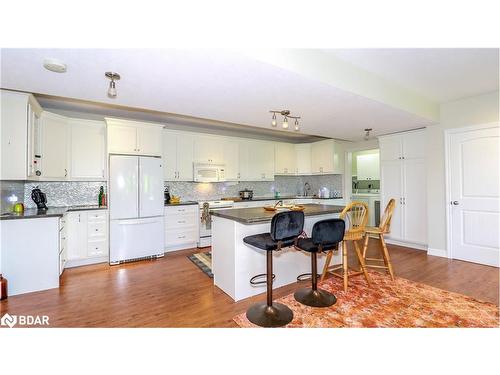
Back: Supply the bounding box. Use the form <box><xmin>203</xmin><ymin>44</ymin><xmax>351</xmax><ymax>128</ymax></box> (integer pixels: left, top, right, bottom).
<box><xmin>105</xmin><ymin>72</ymin><xmax>121</xmax><ymax>98</ymax></box>
<box><xmin>294</xmin><ymin>118</ymin><xmax>300</xmax><ymax>132</ymax></box>
<box><xmin>271</xmin><ymin>113</ymin><xmax>277</xmax><ymax>127</ymax></box>
<box><xmin>282</xmin><ymin>116</ymin><xmax>289</xmax><ymax>129</ymax></box>
<box><xmin>269</xmin><ymin>110</ymin><xmax>301</xmax><ymax>132</ymax></box>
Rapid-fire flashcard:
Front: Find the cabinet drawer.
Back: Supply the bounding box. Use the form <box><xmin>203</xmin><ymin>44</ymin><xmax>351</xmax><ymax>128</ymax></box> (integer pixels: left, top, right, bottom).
<box><xmin>164</xmin><ymin>205</ymin><xmax>198</xmax><ymax>215</ymax></box>
<box><xmin>87</xmin><ymin>211</ymin><xmax>107</xmax><ymax>222</ymax></box>
<box><xmin>165</xmin><ymin>228</ymin><xmax>198</xmax><ymax>246</ymax></box>
<box><xmin>165</xmin><ymin>214</ymin><xmax>197</xmax><ymax>229</ymax></box>
<box><xmin>88</xmin><ymin>221</ymin><xmax>107</xmax><ymax>238</ymax></box>
<box><xmin>87</xmin><ymin>240</ymin><xmax>108</xmax><ymax>257</ymax></box>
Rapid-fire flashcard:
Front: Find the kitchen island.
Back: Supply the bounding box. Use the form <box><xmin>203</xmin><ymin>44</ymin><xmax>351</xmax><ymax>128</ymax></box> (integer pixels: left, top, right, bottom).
<box><xmin>211</xmin><ymin>204</ymin><xmax>345</xmax><ymax>301</ymax></box>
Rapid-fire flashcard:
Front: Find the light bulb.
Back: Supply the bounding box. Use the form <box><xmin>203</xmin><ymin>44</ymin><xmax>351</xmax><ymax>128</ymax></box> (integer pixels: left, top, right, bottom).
<box><xmin>294</xmin><ymin>119</ymin><xmax>300</xmax><ymax>131</ymax></box>
<box><xmin>271</xmin><ymin>113</ymin><xmax>277</xmax><ymax>127</ymax></box>
<box><xmin>108</xmin><ymin>81</ymin><xmax>117</xmax><ymax>98</ymax></box>
<box><xmin>282</xmin><ymin>116</ymin><xmax>289</xmax><ymax>129</ymax></box>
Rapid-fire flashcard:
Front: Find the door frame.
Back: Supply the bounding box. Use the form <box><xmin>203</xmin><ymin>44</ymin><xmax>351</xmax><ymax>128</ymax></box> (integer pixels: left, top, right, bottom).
<box><xmin>444</xmin><ymin>122</ymin><xmax>500</xmax><ymax>260</ymax></box>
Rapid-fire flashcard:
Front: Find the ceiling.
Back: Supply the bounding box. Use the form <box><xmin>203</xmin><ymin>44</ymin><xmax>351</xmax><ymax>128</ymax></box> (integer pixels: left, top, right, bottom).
<box><xmin>1</xmin><ymin>49</ymin><xmax>497</xmax><ymax>141</ymax></box>
<box><xmin>328</xmin><ymin>48</ymin><xmax>499</xmax><ymax>102</ymax></box>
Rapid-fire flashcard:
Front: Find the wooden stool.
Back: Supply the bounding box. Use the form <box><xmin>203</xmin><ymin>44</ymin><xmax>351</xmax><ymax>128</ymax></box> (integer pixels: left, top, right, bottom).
<box><xmin>362</xmin><ymin>198</ymin><xmax>396</xmax><ymax>280</ymax></box>
<box><xmin>320</xmin><ymin>201</ymin><xmax>371</xmax><ymax>292</ymax></box>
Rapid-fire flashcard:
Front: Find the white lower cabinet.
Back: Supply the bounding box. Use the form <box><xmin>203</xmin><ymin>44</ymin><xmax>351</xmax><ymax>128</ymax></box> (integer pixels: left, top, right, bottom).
<box><xmin>164</xmin><ymin>205</ymin><xmax>199</xmax><ymax>251</ymax></box>
<box><xmin>66</xmin><ymin>209</ymin><xmax>108</xmax><ymax>267</ymax></box>
<box><xmin>59</xmin><ymin>216</ymin><xmax>67</xmax><ymax>275</ymax></box>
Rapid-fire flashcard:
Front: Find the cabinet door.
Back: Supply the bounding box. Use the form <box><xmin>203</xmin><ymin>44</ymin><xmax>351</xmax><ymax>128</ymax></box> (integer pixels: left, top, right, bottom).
<box><xmin>254</xmin><ymin>141</ymin><xmax>275</xmax><ymax>180</ymax></box>
<box><xmin>162</xmin><ymin>133</ymin><xmax>177</xmax><ymax>180</ymax></box>
<box><xmin>380</xmin><ymin>160</ymin><xmax>403</xmax><ymax>241</ymax></box>
<box><xmin>402</xmin><ymin>158</ymin><xmax>427</xmax><ymax>244</ymax></box>
<box><xmin>357</xmin><ymin>153</ymin><xmax>380</xmax><ymax>180</ymax></box>
<box><xmin>238</xmin><ymin>140</ymin><xmax>252</xmax><ymax>181</ymax></box>
<box><xmin>66</xmin><ymin>212</ymin><xmax>88</xmax><ymax>260</ymax></box>
<box><xmin>332</xmin><ymin>141</ymin><xmax>344</xmax><ymax>174</ymax></box>
<box><xmin>176</xmin><ymin>135</ymin><xmax>194</xmax><ymax>181</ymax></box>
<box><xmin>294</xmin><ymin>143</ymin><xmax>311</xmax><ymax>175</ymax></box>
<box><xmin>137</xmin><ymin>126</ymin><xmax>163</xmax><ymax>156</ymax></box>
<box><xmin>107</xmin><ymin>124</ymin><xmax>138</xmax><ymax>154</ymax></box>
<box><xmin>0</xmin><ymin>91</ymin><xmax>29</xmax><ymax>180</ymax></box>
<box><xmin>379</xmin><ymin>136</ymin><xmax>402</xmax><ymax>161</ymax></box>
<box><xmin>222</xmin><ymin>140</ymin><xmax>239</xmax><ymax>180</ymax></box>
<box><xmin>402</xmin><ymin>130</ymin><xmax>426</xmax><ymax>160</ymax></box>
<box><xmin>194</xmin><ymin>136</ymin><xmax>223</xmax><ymax>164</ymax></box>
<box><xmin>41</xmin><ymin>112</ymin><xmax>68</xmax><ymax>179</ymax></box>
<box><xmin>275</xmin><ymin>143</ymin><xmax>296</xmax><ymax>175</ymax></box>
<box><xmin>311</xmin><ymin>141</ymin><xmax>323</xmax><ymax>173</ymax></box>
<box><xmin>69</xmin><ymin>119</ymin><xmax>106</xmax><ymax>180</ymax></box>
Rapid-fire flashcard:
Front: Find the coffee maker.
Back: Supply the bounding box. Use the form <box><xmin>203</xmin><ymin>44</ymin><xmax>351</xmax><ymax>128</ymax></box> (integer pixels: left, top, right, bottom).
<box><xmin>31</xmin><ymin>186</ymin><xmax>48</xmax><ymax>210</ymax></box>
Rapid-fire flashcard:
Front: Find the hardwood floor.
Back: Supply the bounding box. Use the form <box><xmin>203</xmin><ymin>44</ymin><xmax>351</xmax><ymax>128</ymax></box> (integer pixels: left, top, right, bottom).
<box><xmin>1</xmin><ymin>240</ymin><xmax>498</xmax><ymax>327</ymax></box>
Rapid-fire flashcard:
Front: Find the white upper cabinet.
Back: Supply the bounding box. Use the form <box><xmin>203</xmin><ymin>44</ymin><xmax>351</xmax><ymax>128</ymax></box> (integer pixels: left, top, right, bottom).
<box><xmin>193</xmin><ymin>135</ymin><xmax>224</xmax><ymax>164</ymax></box>
<box><xmin>379</xmin><ymin>130</ymin><xmax>425</xmax><ymax>161</ymax></box>
<box><xmin>238</xmin><ymin>139</ymin><xmax>275</xmax><ymax>181</ymax></box>
<box><xmin>0</xmin><ymin>90</ymin><xmax>42</xmax><ymax>180</ymax></box>
<box><xmin>356</xmin><ymin>153</ymin><xmax>380</xmax><ymax>180</ymax></box>
<box><xmin>69</xmin><ymin>119</ymin><xmax>106</xmax><ymax>180</ymax></box>
<box><xmin>222</xmin><ymin>140</ymin><xmax>239</xmax><ymax>180</ymax></box>
<box><xmin>106</xmin><ymin>118</ymin><xmax>162</xmax><ymax>156</ymax></box>
<box><xmin>40</xmin><ymin>112</ymin><xmax>68</xmax><ymax>180</ymax></box>
<box><xmin>163</xmin><ymin>131</ymin><xmax>194</xmax><ymax>181</ymax></box>
<box><xmin>294</xmin><ymin>143</ymin><xmax>312</xmax><ymax>175</ymax></box>
<box><xmin>274</xmin><ymin>142</ymin><xmax>296</xmax><ymax>175</ymax></box>
<box><xmin>311</xmin><ymin>139</ymin><xmax>344</xmax><ymax>174</ymax></box>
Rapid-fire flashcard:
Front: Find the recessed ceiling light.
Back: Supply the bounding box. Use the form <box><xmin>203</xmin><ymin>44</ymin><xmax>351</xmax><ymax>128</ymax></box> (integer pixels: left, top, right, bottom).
<box><xmin>43</xmin><ymin>58</ymin><xmax>67</xmax><ymax>73</ymax></box>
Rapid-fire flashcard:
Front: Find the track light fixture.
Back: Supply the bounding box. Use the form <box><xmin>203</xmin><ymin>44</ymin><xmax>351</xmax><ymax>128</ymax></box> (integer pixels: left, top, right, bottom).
<box><xmin>364</xmin><ymin>128</ymin><xmax>372</xmax><ymax>140</ymax></box>
<box><xmin>269</xmin><ymin>110</ymin><xmax>301</xmax><ymax>132</ymax></box>
<box><xmin>105</xmin><ymin>72</ymin><xmax>121</xmax><ymax>98</ymax></box>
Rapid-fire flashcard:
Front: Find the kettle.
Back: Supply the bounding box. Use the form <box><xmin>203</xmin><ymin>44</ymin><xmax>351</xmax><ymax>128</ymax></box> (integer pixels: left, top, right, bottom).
<box><xmin>31</xmin><ymin>186</ymin><xmax>48</xmax><ymax>210</ymax></box>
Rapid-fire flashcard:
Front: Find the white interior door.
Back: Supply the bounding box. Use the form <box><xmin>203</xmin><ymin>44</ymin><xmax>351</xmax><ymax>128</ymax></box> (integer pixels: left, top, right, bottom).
<box><xmin>139</xmin><ymin>157</ymin><xmax>163</xmax><ymax>218</ymax></box>
<box><xmin>449</xmin><ymin>125</ymin><xmax>500</xmax><ymax>267</ymax></box>
<box><xmin>109</xmin><ymin>155</ymin><xmax>138</xmax><ymax>220</ymax></box>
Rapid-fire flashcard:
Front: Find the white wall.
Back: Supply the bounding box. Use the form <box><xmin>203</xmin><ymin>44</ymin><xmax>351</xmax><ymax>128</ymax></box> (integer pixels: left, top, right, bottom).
<box><xmin>426</xmin><ymin>91</ymin><xmax>499</xmax><ymax>256</ymax></box>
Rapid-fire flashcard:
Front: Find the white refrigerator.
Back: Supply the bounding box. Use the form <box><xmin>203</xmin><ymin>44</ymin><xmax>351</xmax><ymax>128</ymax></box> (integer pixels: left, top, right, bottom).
<box><xmin>109</xmin><ymin>155</ymin><xmax>164</xmax><ymax>264</ymax></box>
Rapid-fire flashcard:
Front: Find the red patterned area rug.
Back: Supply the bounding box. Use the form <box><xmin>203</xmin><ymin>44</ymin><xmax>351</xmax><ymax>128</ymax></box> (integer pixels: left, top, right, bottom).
<box><xmin>233</xmin><ymin>271</ymin><xmax>499</xmax><ymax>328</ymax></box>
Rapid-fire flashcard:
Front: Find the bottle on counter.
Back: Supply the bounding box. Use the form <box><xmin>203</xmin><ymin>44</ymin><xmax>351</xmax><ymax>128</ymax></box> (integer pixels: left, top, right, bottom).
<box><xmin>0</xmin><ymin>274</ymin><xmax>8</xmax><ymax>300</ymax></box>
<box><xmin>98</xmin><ymin>186</ymin><xmax>105</xmax><ymax>207</ymax></box>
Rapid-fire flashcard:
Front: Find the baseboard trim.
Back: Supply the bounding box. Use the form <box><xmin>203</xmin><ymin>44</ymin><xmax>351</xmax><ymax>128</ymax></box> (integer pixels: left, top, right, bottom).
<box><xmin>66</xmin><ymin>256</ymin><xmax>109</xmax><ymax>268</ymax></box>
<box><xmin>165</xmin><ymin>242</ymin><xmax>198</xmax><ymax>252</ymax></box>
<box><xmin>384</xmin><ymin>238</ymin><xmax>427</xmax><ymax>251</ymax></box>
<box><xmin>427</xmin><ymin>248</ymin><xmax>448</xmax><ymax>258</ymax></box>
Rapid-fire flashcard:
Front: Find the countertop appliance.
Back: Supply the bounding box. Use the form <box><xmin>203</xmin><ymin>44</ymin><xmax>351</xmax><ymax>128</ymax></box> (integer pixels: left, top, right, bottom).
<box><xmin>109</xmin><ymin>155</ymin><xmax>164</xmax><ymax>264</ymax></box>
<box><xmin>31</xmin><ymin>187</ymin><xmax>48</xmax><ymax>210</ymax></box>
<box><xmin>239</xmin><ymin>189</ymin><xmax>253</xmax><ymax>200</ymax></box>
<box><xmin>198</xmin><ymin>200</ymin><xmax>234</xmax><ymax>247</ymax></box>
<box><xmin>164</xmin><ymin>186</ymin><xmax>171</xmax><ymax>204</ymax></box>
<box><xmin>193</xmin><ymin>163</ymin><xmax>226</xmax><ymax>182</ymax></box>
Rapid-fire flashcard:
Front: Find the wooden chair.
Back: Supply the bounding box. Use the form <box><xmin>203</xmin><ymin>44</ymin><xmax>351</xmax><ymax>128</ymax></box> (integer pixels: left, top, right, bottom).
<box><xmin>320</xmin><ymin>201</ymin><xmax>371</xmax><ymax>292</ymax></box>
<box><xmin>361</xmin><ymin>199</ymin><xmax>396</xmax><ymax>280</ymax></box>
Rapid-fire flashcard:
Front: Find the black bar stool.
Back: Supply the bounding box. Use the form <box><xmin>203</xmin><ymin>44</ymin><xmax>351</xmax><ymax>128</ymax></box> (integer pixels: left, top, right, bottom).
<box><xmin>243</xmin><ymin>211</ymin><xmax>305</xmax><ymax>327</ymax></box>
<box><xmin>294</xmin><ymin>218</ymin><xmax>345</xmax><ymax>307</ymax></box>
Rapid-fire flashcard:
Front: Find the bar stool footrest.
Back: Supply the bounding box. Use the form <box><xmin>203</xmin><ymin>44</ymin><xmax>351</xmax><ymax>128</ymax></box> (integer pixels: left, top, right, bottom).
<box><xmin>296</xmin><ymin>273</ymin><xmax>321</xmax><ymax>282</ymax></box>
<box><xmin>250</xmin><ymin>273</ymin><xmax>276</xmax><ymax>285</ymax></box>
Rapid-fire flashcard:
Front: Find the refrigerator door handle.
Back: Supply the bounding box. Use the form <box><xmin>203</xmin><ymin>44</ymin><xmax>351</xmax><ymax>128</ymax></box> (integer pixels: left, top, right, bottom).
<box><xmin>116</xmin><ymin>218</ymin><xmax>160</xmax><ymax>226</ymax></box>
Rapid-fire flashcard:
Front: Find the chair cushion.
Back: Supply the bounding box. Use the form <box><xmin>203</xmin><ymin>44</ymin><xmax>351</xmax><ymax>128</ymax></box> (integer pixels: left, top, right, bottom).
<box><xmin>295</xmin><ymin>238</ymin><xmax>337</xmax><ymax>253</ymax></box>
<box><xmin>243</xmin><ymin>233</ymin><xmax>296</xmax><ymax>251</ymax></box>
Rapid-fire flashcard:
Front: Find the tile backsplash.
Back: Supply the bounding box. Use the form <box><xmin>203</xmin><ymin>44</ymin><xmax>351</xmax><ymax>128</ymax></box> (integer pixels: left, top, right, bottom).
<box><xmin>23</xmin><ymin>182</ymin><xmax>107</xmax><ymax>208</ymax></box>
<box><xmin>0</xmin><ymin>181</ymin><xmax>25</xmax><ymax>213</ymax></box>
<box><xmin>165</xmin><ymin>175</ymin><xmax>343</xmax><ymax>201</ymax></box>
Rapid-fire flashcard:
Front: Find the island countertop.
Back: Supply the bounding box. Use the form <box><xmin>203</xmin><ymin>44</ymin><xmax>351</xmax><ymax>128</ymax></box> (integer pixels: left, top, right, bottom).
<box><xmin>211</xmin><ymin>203</ymin><xmax>345</xmax><ymax>224</ymax></box>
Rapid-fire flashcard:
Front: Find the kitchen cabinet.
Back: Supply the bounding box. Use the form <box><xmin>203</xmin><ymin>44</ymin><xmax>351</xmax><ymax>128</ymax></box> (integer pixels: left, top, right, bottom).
<box><xmin>59</xmin><ymin>216</ymin><xmax>67</xmax><ymax>275</ymax></box>
<box><xmin>248</xmin><ymin>140</ymin><xmax>275</xmax><ymax>181</ymax></box>
<box><xmin>163</xmin><ymin>131</ymin><xmax>194</xmax><ymax>181</ymax></box>
<box><xmin>164</xmin><ymin>205</ymin><xmax>199</xmax><ymax>251</ymax></box>
<box><xmin>356</xmin><ymin>153</ymin><xmax>380</xmax><ymax>180</ymax></box>
<box><xmin>274</xmin><ymin>142</ymin><xmax>296</xmax><ymax>175</ymax></box>
<box><xmin>311</xmin><ymin>139</ymin><xmax>344</xmax><ymax>174</ymax></box>
<box><xmin>66</xmin><ymin>210</ymin><xmax>108</xmax><ymax>267</ymax></box>
<box><xmin>222</xmin><ymin>140</ymin><xmax>239</xmax><ymax>180</ymax></box>
<box><xmin>40</xmin><ymin>112</ymin><xmax>69</xmax><ymax>180</ymax></box>
<box><xmin>69</xmin><ymin>119</ymin><xmax>106</xmax><ymax>180</ymax></box>
<box><xmin>0</xmin><ymin>90</ymin><xmax>42</xmax><ymax>180</ymax></box>
<box><xmin>379</xmin><ymin>129</ymin><xmax>426</xmax><ymax>246</ymax></box>
<box><xmin>106</xmin><ymin>118</ymin><xmax>162</xmax><ymax>156</ymax></box>
<box><xmin>193</xmin><ymin>135</ymin><xmax>224</xmax><ymax>164</ymax></box>
<box><xmin>294</xmin><ymin>143</ymin><xmax>312</xmax><ymax>175</ymax></box>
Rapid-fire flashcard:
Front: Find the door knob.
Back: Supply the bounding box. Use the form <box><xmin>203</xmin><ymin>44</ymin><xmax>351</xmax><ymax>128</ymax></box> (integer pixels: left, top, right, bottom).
<box><xmin>451</xmin><ymin>201</ymin><xmax>459</xmax><ymax>205</ymax></box>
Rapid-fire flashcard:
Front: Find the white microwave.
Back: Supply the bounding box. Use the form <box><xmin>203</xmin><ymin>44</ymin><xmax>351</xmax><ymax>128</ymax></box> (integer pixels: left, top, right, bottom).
<box><xmin>193</xmin><ymin>163</ymin><xmax>226</xmax><ymax>182</ymax></box>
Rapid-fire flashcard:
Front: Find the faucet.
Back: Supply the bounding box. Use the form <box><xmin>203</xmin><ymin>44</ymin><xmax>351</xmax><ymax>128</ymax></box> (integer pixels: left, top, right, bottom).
<box><xmin>303</xmin><ymin>182</ymin><xmax>311</xmax><ymax>197</ymax></box>
<box><xmin>274</xmin><ymin>200</ymin><xmax>284</xmax><ymax>208</ymax></box>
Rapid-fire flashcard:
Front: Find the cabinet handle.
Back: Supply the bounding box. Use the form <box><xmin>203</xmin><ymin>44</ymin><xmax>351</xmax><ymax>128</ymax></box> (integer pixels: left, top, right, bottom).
<box><xmin>178</xmin><ymin>220</ymin><xmax>186</xmax><ymax>224</ymax></box>
<box><xmin>64</xmin><ymin>168</ymin><xmax>67</xmax><ymax>177</ymax></box>
<box><xmin>102</xmin><ymin>169</ymin><xmax>105</xmax><ymax>178</ymax></box>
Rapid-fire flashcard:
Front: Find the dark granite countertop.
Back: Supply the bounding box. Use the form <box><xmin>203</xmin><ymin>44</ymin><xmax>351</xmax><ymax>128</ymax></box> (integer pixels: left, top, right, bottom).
<box><xmin>0</xmin><ymin>205</ymin><xmax>108</xmax><ymax>220</ymax></box>
<box><xmin>231</xmin><ymin>196</ymin><xmax>343</xmax><ymax>202</ymax></box>
<box><xmin>164</xmin><ymin>201</ymin><xmax>199</xmax><ymax>207</ymax></box>
<box><xmin>211</xmin><ymin>203</ymin><xmax>345</xmax><ymax>224</ymax></box>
